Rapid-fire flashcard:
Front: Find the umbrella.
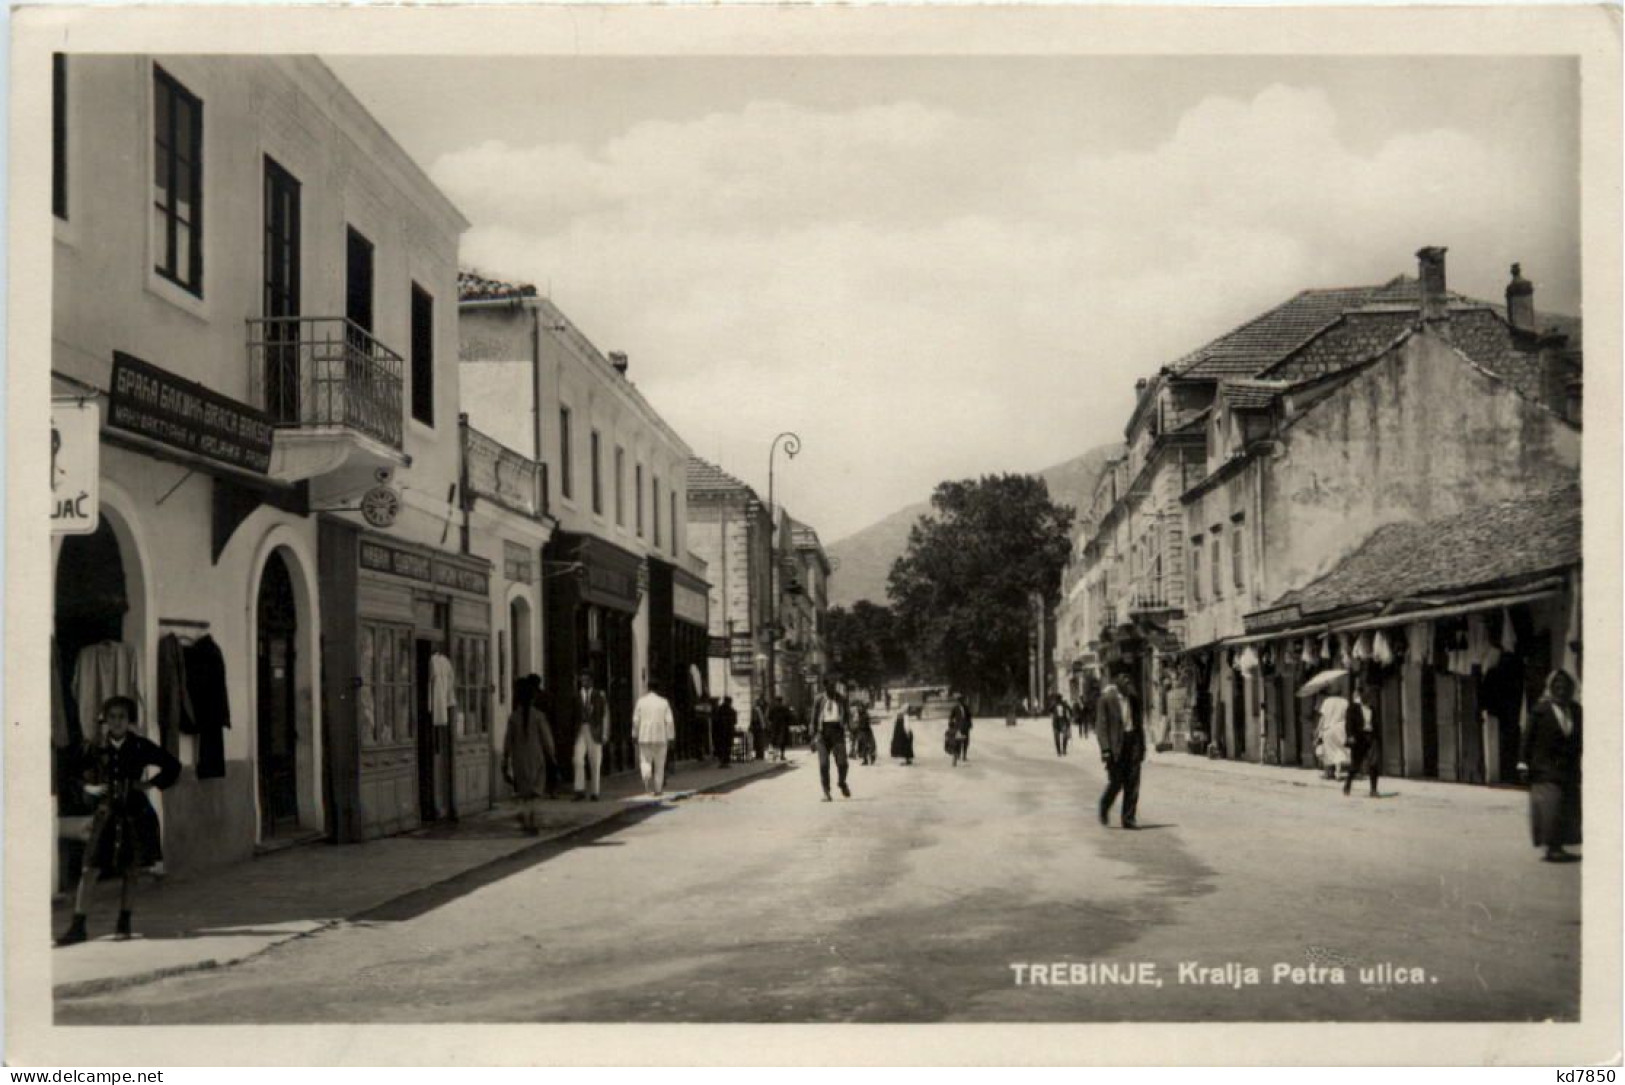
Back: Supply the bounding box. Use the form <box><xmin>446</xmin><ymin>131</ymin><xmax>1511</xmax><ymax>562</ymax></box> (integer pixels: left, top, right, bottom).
<box><xmin>1297</xmin><ymin>668</ymin><xmax>1349</xmax><ymax>699</ymax></box>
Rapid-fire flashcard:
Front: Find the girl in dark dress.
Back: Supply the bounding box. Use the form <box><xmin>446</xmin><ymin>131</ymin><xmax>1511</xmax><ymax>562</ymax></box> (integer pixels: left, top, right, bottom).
<box><xmin>852</xmin><ymin>704</ymin><xmax>878</xmax><ymax>766</ymax></box>
<box><xmin>57</xmin><ymin>696</ymin><xmax>181</xmax><ymax>945</ymax></box>
<box><xmin>889</xmin><ymin>711</ymin><xmax>915</xmax><ymax>765</ymax></box>
<box><xmin>1519</xmin><ymin>669</ymin><xmax>1582</xmax><ymax>862</ymax></box>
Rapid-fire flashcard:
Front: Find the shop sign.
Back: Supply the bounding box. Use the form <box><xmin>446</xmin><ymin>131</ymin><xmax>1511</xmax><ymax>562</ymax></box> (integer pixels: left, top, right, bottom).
<box><xmin>435</xmin><ymin>559</ymin><xmax>489</xmax><ymax>596</ymax></box>
<box><xmin>504</xmin><ymin>540</ymin><xmax>534</xmax><ymax>584</ymax></box>
<box><xmin>708</xmin><ymin>635</ymin><xmax>732</xmax><ymax>659</ymax></box>
<box><xmin>361</xmin><ymin>540</ymin><xmax>432</xmax><ymax>582</ymax></box>
<box><xmin>51</xmin><ymin>398</ymin><xmax>101</xmax><ymax>535</ymax></box>
<box><xmin>108</xmin><ymin>352</ymin><xmax>273</xmax><ymax>475</ymax></box>
<box><xmin>587</xmin><ymin>563</ymin><xmax>636</xmax><ymax>603</ymax></box>
<box><xmin>674</xmin><ymin>582</ymin><xmax>708</xmax><ymax>627</ymax></box>
<box><xmin>362</xmin><ymin>538</ymin><xmax>491</xmax><ymax>596</ymax></box>
<box><xmin>1244</xmin><ymin>603</ymin><xmax>1303</xmax><ymax>634</ymax></box>
<box><xmin>730</xmin><ymin>633</ymin><xmax>758</xmax><ymax>671</ymax></box>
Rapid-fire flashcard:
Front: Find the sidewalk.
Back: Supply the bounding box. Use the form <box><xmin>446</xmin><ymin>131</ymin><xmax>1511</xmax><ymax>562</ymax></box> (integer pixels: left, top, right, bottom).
<box><xmin>1146</xmin><ymin>746</ymin><xmax>1529</xmax><ymax>811</ymax></box>
<box><xmin>52</xmin><ymin>756</ymin><xmax>788</xmax><ymax>998</ymax></box>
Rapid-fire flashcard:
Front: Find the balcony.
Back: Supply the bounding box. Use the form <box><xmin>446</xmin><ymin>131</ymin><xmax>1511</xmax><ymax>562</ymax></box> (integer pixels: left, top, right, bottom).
<box><xmin>247</xmin><ymin>316</ymin><xmax>407</xmax><ymax>482</ymax></box>
<box><xmin>1127</xmin><ymin>578</ymin><xmax>1184</xmax><ymax>618</ymax></box>
<box><xmin>462</xmin><ymin>418</ymin><xmax>547</xmax><ymax>521</ymax></box>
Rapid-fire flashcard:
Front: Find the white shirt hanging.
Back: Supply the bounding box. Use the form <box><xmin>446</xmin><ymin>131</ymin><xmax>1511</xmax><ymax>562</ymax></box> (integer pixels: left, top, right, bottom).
<box><xmin>429</xmin><ymin>652</ymin><xmax>457</xmax><ymax>727</ymax></box>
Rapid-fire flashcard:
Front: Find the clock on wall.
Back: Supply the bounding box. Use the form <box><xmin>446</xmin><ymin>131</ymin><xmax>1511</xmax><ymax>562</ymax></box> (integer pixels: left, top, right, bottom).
<box><xmin>360</xmin><ymin>485</ymin><xmax>400</xmax><ymax>528</ymax></box>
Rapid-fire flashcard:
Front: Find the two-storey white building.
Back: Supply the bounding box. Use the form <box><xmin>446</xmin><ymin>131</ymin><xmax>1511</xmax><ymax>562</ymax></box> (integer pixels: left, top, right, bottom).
<box><xmin>459</xmin><ymin>273</ymin><xmax>710</xmax><ymax>772</ymax></box>
<box><xmin>51</xmin><ymin>55</ymin><xmax>474</xmax><ymax>874</ymax></box>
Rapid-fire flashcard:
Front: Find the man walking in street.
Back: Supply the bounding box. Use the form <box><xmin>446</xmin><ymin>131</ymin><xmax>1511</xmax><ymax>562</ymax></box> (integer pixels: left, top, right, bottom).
<box><xmin>713</xmin><ymin>696</ymin><xmax>738</xmax><ymax>768</ymax></box>
<box><xmin>1096</xmin><ymin>672</ymin><xmax>1145</xmax><ymax>829</ymax></box>
<box><xmin>573</xmin><ymin>669</ymin><xmax>608</xmax><ymax>802</ymax></box>
<box><xmin>749</xmin><ymin>697</ymin><xmax>767</xmax><ymax>761</ymax></box>
<box><xmin>1051</xmin><ymin>694</ymin><xmax>1072</xmax><ymax>756</ymax></box>
<box><xmin>633</xmin><ymin>679</ymin><xmax>676</xmax><ymax>796</ymax></box>
<box><xmin>811</xmin><ymin>680</ymin><xmax>852</xmax><ymax>801</ymax></box>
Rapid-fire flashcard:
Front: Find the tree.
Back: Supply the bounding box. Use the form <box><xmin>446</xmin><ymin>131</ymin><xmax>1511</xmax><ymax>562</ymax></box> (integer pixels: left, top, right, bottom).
<box><xmin>887</xmin><ymin>474</ymin><xmax>1074</xmax><ymax>706</ymax></box>
<box><xmin>827</xmin><ymin>600</ymin><xmax>909</xmax><ymax>694</ymax></box>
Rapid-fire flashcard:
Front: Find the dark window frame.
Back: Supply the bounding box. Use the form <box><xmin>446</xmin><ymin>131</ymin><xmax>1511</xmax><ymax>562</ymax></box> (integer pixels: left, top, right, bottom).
<box><xmin>653</xmin><ymin>476</ymin><xmax>662</xmax><ymax>548</ymax></box>
<box><xmin>153</xmin><ymin>64</ymin><xmax>204</xmax><ymax>295</ymax></box>
<box><xmin>590</xmin><ymin>429</ymin><xmax>604</xmax><ymax>515</ymax></box>
<box><xmin>614</xmin><ymin>446</ymin><xmax>626</xmax><ymax>526</ymax></box>
<box><xmin>410</xmin><ymin>284</ymin><xmax>435</xmax><ymax>427</ymax></box>
<box><xmin>635</xmin><ymin>464</ymin><xmax>645</xmax><ymax>536</ymax></box>
<box><xmin>559</xmin><ymin>406</ymin><xmax>574</xmax><ymax>500</ymax></box>
<box><xmin>52</xmin><ymin>54</ymin><xmax>67</xmax><ymax>220</ymax></box>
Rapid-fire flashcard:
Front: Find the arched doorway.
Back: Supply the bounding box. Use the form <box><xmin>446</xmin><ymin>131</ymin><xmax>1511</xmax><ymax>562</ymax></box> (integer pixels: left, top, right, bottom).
<box><xmin>256</xmin><ymin>550</ymin><xmax>300</xmax><ymax>837</ymax></box>
<box><xmin>54</xmin><ymin>518</ymin><xmax>134</xmax><ymax>889</ymax></box>
<box><xmin>509</xmin><ymin>596</ymin><xmax>532</xmax><ymax>692</ymax></box>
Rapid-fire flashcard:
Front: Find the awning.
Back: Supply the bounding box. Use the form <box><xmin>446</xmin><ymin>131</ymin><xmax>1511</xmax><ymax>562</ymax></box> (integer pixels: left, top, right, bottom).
<box><xmin>1220</xmin><ymin>582</ymin><xmax>1564</xmax><ymax>646</ymax></box>
<box><xmin>1326</xmin><ymin>584</ymin><xmax>1562</xmax><ymax>635</ymax></box>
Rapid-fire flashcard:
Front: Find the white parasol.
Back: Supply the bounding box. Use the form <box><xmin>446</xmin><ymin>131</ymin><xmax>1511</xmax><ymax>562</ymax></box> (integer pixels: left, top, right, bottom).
<box><xmin>1297</xmin><ymin>668</ymin><xmax>1349</xmax><ymax>699</ymax></box>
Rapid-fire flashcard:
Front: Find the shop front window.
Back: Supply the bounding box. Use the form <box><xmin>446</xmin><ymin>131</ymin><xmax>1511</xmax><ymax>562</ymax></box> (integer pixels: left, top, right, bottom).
<box><xmin>361</xmin><ymin>621</ymin><xmax>412</xmax><ymax>747</ymax></box>
<box><xmin>454</xmin><ymin>632</ymin><xmax>491</xmax><ymax>738</ymax></box>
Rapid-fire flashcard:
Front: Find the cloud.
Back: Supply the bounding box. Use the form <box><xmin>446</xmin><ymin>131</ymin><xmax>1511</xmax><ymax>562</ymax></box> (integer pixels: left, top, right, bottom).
<box><xmin>432</xmin><ymin>84</ymin><xmax>1578</xmax><ymax>540</ymax></box>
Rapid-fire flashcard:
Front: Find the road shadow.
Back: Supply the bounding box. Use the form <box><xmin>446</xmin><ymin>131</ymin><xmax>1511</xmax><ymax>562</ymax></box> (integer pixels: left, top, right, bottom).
<box><xmin>354</xmin><ymin>764</ymin><xmax>788</xmax><ymax>924</ymax></box>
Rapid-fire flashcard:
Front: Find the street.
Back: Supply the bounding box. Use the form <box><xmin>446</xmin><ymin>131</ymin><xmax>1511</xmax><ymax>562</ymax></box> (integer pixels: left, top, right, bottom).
<box><xmin>56</xmin><ymin>718</ymin><xmax>1579</xmax><ymax>1024</ymax></box>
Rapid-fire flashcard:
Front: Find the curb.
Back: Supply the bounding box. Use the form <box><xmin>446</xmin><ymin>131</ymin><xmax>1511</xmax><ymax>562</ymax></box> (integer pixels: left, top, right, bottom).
<box><xmin>54</xmin><ymin>760</ymin><xmax>788</xmax><ymax>1001</ymax></box>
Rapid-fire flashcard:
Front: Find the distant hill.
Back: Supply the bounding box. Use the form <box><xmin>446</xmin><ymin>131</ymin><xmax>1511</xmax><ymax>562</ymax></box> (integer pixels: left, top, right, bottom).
<box><xmin>826</xmin><ymin>444</ymin><xmax>1118</xmax><ymax>608</ymax></box>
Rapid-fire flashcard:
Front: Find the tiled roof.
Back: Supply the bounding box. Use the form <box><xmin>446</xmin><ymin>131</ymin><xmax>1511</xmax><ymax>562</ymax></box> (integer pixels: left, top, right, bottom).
<box><xmin>458</xmin><ymin>269</ymin><xmax>538</xmax><ymax>303</ymax></box>
<box><xmin>1264</xmin><ymin>307</ymin><xmax>1565</xmax><ymax>405</ymax></box>
<box><xmin>790</xmin><ymin>519</ymin><xmax>825</xmax><ymax>552</ymax></box>
<box><xmin>686</xmin><ymin>456</ymin><xmax>758</xmax><ymax>499</ymax></box>
<box><xmin>1171</xmin><ymin>277</ymin><xmax>1428</xmax><ymax>380</ymax></box>
<box><xmin>1272</xmin><ymin>483</ymin><xmax>1581</xmax><ymax>617</ymax></box>
<box><xmin>1219</xmin><ymin>379</ymin><xmax>1293</xmax><ymax>411</ymax></box>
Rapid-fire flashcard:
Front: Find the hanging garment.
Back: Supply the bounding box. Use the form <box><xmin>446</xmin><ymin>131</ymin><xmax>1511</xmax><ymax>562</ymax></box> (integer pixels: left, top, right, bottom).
<box><xmin>1372</xmin><ymin>630</ymin><xmax>1394</xmax><ymax>668</ymax></box>
<box><xmin>1237</xmin><ymin>646</ymin><xmax>1260</xmax><ymax>674</ymax></box>
<box><xmin>1352</xmin><ymin>633</ymin><xmax>1371</xmax><ymax>663</ymax></box>
<box><xmin>1302</xmin><ymin>638</ymin><xmax>1319</xmax><ymax>666</ymax></box>
<box><xmin>184</xmin><ymin>635</ymin><xmax>231</xmax><ymax>779</ymax></box>
<box><xmin>429</xmin><ymin>652</ymin><xmax>457</xmax><ymax>726</ymax></box>
<box><xmin>1500</xmin><ymin>608</ymin><xmax>1519</xmax><ymax>654</ymax></box>
<box><xmin>156</xmin><ymin>634</ymin><xmax>195</xmax><ymax>757</ymax></box>
<box><xmin>51</xmin><ymin>637</ymin><xmax>73</xmax><ymax>748</ymax></box>
<box><xmin>1411</xmin><ymin>622</ymin><xmax>1434</xmax><ymax>667</ymax></box>
<box><xmin>72</xmin><ymin>641</ymin><xmax>142</xmax><ymax>739</ymax></box>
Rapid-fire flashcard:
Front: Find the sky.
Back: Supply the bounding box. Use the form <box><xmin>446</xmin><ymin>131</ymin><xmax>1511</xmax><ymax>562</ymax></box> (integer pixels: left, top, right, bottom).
<box><xmin>327</xmin><ymin>56</ymin><xmax>1580</xmax><ymax>543</ymax></box>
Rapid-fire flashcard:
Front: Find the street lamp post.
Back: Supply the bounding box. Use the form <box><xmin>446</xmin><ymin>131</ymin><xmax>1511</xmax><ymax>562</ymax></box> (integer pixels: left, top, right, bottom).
<box><xmin>765</xmin><ymin>431</ymin><xmax>801</xmax><ymax>710</ymax></box>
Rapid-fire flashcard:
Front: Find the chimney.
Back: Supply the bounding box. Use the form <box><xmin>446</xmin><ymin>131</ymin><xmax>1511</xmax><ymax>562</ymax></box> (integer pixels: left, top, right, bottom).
<box><xmin>608</xmin><ymin>351</ymin><xmax>629</xmax><ymax>376</ymax></box>
<box><xmin>1416</xmin><ymin>246</ymin><xmax>1450</xmax><ymax>327</ymax></box>
<box><xmin>1506</xmin><ymin>262</ymin><xmax>1537</xmax><ymax>334</ymax></box>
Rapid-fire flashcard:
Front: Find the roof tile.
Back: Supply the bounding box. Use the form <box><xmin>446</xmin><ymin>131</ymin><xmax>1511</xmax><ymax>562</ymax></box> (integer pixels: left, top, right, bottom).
<box><xmin>1272</xmin><ymin>483</ymin><xmax>1581</xmax><ymax>616</ymax></box>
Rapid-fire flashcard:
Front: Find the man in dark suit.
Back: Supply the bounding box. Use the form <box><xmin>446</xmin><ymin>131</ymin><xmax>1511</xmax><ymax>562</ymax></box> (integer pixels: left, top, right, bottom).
<box><xmin>1096</xmin><ymin>672</ymin><xmax>1145</xmax><ymax>829</ymax></box>
<box><xmin>573</xmin><ymin>669</ymin><xmax>609</xmax><ymax>802</ymax></box>
<box><xmin>811</xmin><ymin>680</ymin><xmax>852</xmax><ymax>801</ymax></box>
<box><xmin>712</xmin><ymin>696</ymin><xmax>737</xmax><ymax>768</ymax></box>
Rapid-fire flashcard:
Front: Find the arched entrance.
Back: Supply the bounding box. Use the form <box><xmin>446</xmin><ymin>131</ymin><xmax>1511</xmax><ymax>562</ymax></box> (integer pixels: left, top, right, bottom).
<box><xmin>256</xmin><ymin>550</ymin><xmax>300</xmax><ymax>837</ymax></box>
<box><xmin>509</xmin><ymin>595</ymin><xmax>533</xmax><ymax>691</ymax></box>
<box><xmin>54</xmin><ymin>517</ymin><xmax>137</xmax><ymax>890</ymax></box>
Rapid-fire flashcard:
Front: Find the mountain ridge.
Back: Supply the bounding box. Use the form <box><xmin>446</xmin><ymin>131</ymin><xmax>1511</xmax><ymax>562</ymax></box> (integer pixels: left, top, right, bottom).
<box><xmin>826</xmin><ymin>444</ymin><xmax>1118</xmax><ymax>608</ymax></box>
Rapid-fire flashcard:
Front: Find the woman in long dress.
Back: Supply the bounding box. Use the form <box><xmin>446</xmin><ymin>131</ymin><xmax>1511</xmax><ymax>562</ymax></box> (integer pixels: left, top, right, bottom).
<box><xmin>57</xmin><ymin>696</ymin><xmax>181</xmax><ymax>946</ymax></box>
<box><xmin>503</xmin><ymin>674</ymin><xmax>555</xmax><ymax>835</ymax></box>
<box><xmin>890</xmin><ymin>711</ymin><xmax>914</xmax><ymax>765</ymax></box>
<box><xmin>1520</xmin><ymin>669</ymin><xmax>1581</xmax><ymax>862</ymax></box>
<box><xmin>1314</xmin><ymin>689</ymin><xmax>1351</xmax><ymax>781</ymax></box>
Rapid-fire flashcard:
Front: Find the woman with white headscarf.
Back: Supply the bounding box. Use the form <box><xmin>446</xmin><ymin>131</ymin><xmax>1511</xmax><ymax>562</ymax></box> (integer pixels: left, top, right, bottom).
<box><xmin>1519</xmin><ymin>669</ymin><xmax>1581</xmax><ymax>862</ymax></box>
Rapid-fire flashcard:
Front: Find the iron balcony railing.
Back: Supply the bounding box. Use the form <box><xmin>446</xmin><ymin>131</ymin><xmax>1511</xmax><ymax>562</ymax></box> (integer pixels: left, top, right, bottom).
<box><xmin>460</xmin><ymin>417</ymin><xmax>547</xmax><ymax>521</ymax></box>
<box><xmin>247</xmin><ymin>316</ymin><xmax>405</xmax><ymax>450</ymax></box>
<box><xmin>1128</xmin><ymin>576</ymin><xmax>1184</xmax><ymax>615</ymax></box>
